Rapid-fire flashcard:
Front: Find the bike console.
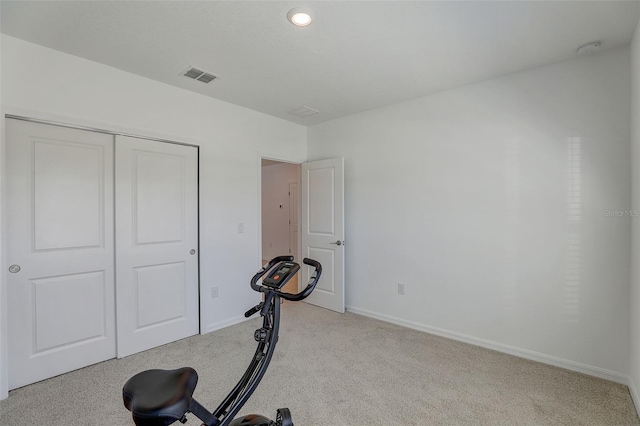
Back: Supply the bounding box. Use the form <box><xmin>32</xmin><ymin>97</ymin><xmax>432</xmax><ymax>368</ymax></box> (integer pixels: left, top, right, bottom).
<box><xmin>262</xmin><ymin>261</ymin><xmax>300</xmax><ymax>289</ymax></box>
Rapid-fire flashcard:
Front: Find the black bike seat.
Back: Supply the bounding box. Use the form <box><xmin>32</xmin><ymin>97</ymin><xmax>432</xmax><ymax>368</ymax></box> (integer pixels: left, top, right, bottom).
<box><xmin>123</xmin><ymin>367</ymin><xmax>198</xmax><ymax>426</ymax></box>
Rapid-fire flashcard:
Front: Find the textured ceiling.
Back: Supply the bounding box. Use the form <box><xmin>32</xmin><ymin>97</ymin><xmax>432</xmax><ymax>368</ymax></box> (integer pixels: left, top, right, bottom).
<box><xmin>2</xmin><ymin>1</ymin><xmax>639</xmax><ymax>126</ymax></box>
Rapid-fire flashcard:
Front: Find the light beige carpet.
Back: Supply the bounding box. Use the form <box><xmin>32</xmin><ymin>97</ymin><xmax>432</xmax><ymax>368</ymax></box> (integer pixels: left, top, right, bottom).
<box><xmin>1</xmin><ymin>303</ymin><xmax>638</xmax><ymax>425</ymax></box>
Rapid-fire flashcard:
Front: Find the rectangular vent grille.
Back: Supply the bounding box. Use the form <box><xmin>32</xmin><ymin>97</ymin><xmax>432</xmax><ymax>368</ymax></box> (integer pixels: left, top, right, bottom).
<box><xmin>197</xmin><ymin>73</ymin><xmax>217</xmax><ymax>83</ymax></box>
<box><xmin>288</xmin><ymin>106</ymin><xmax>319</xmax><ymax>118</ymax></box>
<box><xmin>182</xmin><ymin>66</ymin><xmax>218</xmax><ymax>84</ymax></box>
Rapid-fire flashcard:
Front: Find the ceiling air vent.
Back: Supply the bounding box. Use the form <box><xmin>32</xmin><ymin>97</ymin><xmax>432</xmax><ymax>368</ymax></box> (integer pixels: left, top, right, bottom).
<box><xmin>181</xmin><ymin>66</ymin><xmax>218</xmax><ymax>84</ymax></box>
<box><xmin>288</xmin><ymin>106</ymin><xmax>319</xmax><ymax>118</ymax></box>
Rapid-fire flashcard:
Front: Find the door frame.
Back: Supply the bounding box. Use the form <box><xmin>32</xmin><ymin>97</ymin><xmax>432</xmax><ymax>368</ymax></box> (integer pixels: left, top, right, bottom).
<box><xmin>257</xmin><ymin>152</ymin><xmax>304</xmax><ymax>291</ymax></box>
<box><xmin>288</xmin><ymin>181</ymin><xmax>299</xmax><ymax>260</ymax></box>
<box><xmin>0</xmin><ymin>106</ymin><xmax>205</xmax><ymax>398</ymax></box>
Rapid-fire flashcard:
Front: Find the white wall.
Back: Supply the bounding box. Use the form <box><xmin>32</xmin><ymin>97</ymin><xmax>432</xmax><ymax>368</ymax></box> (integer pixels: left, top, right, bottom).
<box><xmin>0</xmin><ymin>35</ymin><xmax>306</xmax><ymax>396</ymax></box>
<box><xmin>261</xmin><ymin>162</ymin><xmax>299</xmax><ymax>260</ymax></box>
<box><xmin>630</xmin><ymin>18</ymin><xmax>640</xmax><ymax>414</ymax></box>
<box><xmin>308</xmin><ymin>47</ymin><xmax>632</xmax><ymax>381</ymax></box>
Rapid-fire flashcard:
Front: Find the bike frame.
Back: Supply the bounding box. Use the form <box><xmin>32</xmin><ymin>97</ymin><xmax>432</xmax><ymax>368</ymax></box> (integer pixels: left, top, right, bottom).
<box><xmin>210</xmin><ymin>291</ymin><xmax>280</xmax><ymax>425</ymax></box>
<box><xmin>185</xmin><ymin>256</ymin><xmax>320</xmax><ymax>426</ymax></box>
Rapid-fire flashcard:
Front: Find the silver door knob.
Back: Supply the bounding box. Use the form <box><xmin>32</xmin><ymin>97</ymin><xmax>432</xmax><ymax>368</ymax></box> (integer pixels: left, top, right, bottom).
<box><xmin>189</xmin><ymin>249</ymin><xmax>196</xmax><ymax>255</ymax></box>
<box><xmin>330</xmin><ymin>240</ymin><xmax>343</xmax><ymax>246</ymax></box>
<box><xmin>9</xmin><ymin>264</ymin><xmax>21</xmax><ymax>273</ymax></box>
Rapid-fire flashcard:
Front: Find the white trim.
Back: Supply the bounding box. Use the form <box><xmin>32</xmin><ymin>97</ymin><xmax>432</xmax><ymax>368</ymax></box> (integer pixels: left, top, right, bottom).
<box><xmin>346</xmin><ymin>305</ymin><xmax>629</xmax><ymax>385</ymax></box>
<box><xmin>630</xmin><ymin>377</ymin><xmax>640</xmax><ymax>418</ymax></box>
<box><xmin>7</xmin><ymin>114</ymin><xmax>199</xmax><ymax>148</ymax></box>
<box><xmin>258</xmin><ymin>150</ymin><xmax>305</xmax><ymax>166</ymax></box>
<box><xmin>287</xmin><ymin>180</ymin><xmax>301</xmax><ymax>267</ymax></box>
<box><xmin>0</xmin><ymin>106</ymin><xmax>7</xmax><ymax>400</ymax></box>
<box><xmin>203</xmin><ymin>315</ymin><xmax>253</xmax><ymax>334</ymax></box>
<box><xmin>2</xmin><ymin>105</ymin><xmax>206</xmax><ymax>148</ymax></box>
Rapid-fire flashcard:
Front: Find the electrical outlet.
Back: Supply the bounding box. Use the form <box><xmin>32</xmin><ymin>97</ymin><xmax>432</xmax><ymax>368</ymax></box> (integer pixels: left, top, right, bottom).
<box><xmin>397</xmin><ymin>282</ymin><xmax>405</xmax><ymax>295</ymax></box>
<box><xmin>211</xmin><ymin>286</ymin><xmax>219</xmax><ymax>298</ymax></box>
<box><xmin>238</xmin><ymin>223</ymin><xmax>244</xmax><ymax>233</ymax></box>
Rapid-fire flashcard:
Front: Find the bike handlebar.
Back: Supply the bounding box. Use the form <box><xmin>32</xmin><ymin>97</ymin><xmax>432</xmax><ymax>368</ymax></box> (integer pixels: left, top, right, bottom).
<box><xmin>249</xmin><ymin>257</ymin><xmax>322</xmax><ymax>302</ymax></box>
<box><xmin>279</xmin><ymin>258</ymin><xmax>322</xmax><ymax>301</ymax></box>
<box><xmin>243</xmin><ymin>303</ymin><xmax>263</xmax><ymax>318</ymax></box>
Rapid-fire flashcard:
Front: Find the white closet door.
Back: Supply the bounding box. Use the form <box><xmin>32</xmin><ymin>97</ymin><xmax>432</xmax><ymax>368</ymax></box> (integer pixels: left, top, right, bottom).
<box><xmin>115</xmin><ymin>136</ymin><xmax>199</xmax><ymax>357</ymax></box>
<box><xmin>6</xmin><ymin>119</ymin><xmax>116</xmax><ymax>389</ymax></box>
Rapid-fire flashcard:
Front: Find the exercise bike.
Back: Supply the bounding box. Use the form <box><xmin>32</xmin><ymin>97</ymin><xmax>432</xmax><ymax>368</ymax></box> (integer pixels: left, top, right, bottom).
<box><xmin>123</xmin><ymin>256</ymin><xmax>322</xmax><ymax>426</ymax></box>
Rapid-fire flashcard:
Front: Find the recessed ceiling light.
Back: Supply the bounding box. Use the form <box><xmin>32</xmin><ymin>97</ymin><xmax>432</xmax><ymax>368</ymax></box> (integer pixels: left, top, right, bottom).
<box><xmin>287</xmin><ymin>8</ymin><xmax>312</xmax><ymax>27</ymax></box>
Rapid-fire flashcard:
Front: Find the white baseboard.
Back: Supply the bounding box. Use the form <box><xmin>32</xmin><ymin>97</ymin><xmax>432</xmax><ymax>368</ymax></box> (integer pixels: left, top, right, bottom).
<box><xmin>630</xmin><ymin>377</ymin><xmax>640</xmax><ymax>418</ymax></box>
<box><xmin>346</xmin><ymin>305</ymin><xmax>628</xmax><ymax>385</ymax></box>
<box><xmin>203</xmin><ymin>315</ymin><xmax>252</xmax><ymax>334</ymax></box>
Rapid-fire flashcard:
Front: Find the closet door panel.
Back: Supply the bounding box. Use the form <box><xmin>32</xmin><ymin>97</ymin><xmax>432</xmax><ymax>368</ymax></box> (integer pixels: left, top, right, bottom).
<box><xmin>6</xmin><ymin>119</ymin><xmax>116</xmax><ymax>389</ymax></box>
<box><xmin>115</xmin><ymin>135</ymin><xmax>199</xmax><ymax>357</ymax></box>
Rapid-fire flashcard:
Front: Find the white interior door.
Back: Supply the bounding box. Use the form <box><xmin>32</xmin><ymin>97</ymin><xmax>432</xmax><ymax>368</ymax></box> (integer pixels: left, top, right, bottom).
<box><xmin>6</xmin><ymin>119</ymin><xmax>116</xmax><ymax>389</ymax></box>
<box><xmin>301</xmin><ymin>158</ymin><xmax>345</xmax><ymax>313</ymax></box>
<box><xmin>115</xmin><ymin>136</ymin><xmax>199</xmax><ymax>357</ymax></box>
<box><xmin>289</xmin><ymin>182</ymin><xmax>299</xmax><ymax>260</ymax></box>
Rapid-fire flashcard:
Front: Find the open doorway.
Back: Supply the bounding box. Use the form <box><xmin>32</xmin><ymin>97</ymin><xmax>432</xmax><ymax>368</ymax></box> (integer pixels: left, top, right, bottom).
<box><xmin>261</xmin><ymin>159</ymin><xmax>301</xmax><ymax>294</ymax></box>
